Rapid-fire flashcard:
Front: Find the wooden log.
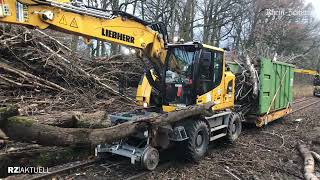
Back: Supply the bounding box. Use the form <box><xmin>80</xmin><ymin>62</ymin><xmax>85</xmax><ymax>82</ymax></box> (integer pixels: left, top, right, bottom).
<box><xmin>297</xmin><ymin>144</ymin><xmax>318</xmax><ymax>180</ymax></box>
<box><xmin>0</xmin><ymin>106</ymin><xmax>19</xmax><ymax>126</ymax></box>
<box><xmin>12</xmin><ymin>113</ymin><xmax>77</xmax><ymax>128</ymax></box>
<box><xmin>2</xmin><ymin>106</ymin><xmax>109</xmax><ymax>128</ymax></box>
<box><xmin>1</xmin><ymin>106</ymin><xmax>77</xmax><ymax>128</ymax></box>
<box><xmin>2</xmin><ymin>103</ymin><xmax>214</xmax><ymax>147</ymax></box>
<box><xmin>73</xmin><ymin>111</ymin><xmax>110</xmax><ymax>128</ymax></box>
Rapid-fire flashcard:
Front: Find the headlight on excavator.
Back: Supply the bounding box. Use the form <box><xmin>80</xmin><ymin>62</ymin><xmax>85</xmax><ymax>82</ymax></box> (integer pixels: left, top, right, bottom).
<box><xmin>0</xmin><ymin>0</ymin><xmax>10</xmax><ymax>18</ymax></box>
<box><xmin>143</xmin><ymin>102</ymin><xmax>148</xmax><ymax>108</ymax></box>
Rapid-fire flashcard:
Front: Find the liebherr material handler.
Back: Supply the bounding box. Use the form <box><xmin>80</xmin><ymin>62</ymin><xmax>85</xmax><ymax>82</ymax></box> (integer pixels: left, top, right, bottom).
<box><xmin>0</xmin><ymin>0</ymin><xmax>242</xmax><ymax>170</ymax></box>
<box><xmin>294</xmin><ymin>69</ymin><xmax>320</xmax><ymax>97</ymax></box>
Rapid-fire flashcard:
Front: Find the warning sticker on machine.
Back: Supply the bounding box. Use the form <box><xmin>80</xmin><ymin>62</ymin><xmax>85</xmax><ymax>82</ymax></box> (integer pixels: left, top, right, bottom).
<box><xmin>16</xmin><ymin>2</ymin><xmax>28</xmax><ymax>22</ymax></box>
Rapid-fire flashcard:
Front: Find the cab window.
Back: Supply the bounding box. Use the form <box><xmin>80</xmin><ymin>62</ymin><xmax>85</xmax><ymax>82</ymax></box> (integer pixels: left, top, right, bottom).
<box><xmin>197</xmin><ymin>49</ymin><xmax>223</xmax><ymax>95</ymax></box>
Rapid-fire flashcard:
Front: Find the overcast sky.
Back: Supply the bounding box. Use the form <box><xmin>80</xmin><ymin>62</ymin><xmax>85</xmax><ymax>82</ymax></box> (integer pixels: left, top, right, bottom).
<box><xmin>305</xmin><ymin>0</ymin><xmax>320</xmax><ymax>19</ymax></box>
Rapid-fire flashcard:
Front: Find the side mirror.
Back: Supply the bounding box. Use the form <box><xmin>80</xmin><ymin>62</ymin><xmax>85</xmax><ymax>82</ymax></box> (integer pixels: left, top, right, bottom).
<box><xmin>223</xmin><ymin>47</ymin><xmax>230</xmax><ymax>51</ymax></box>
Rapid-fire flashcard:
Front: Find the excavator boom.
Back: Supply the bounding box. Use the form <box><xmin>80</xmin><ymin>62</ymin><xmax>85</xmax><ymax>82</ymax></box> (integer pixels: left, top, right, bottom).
<box><xmin>0</xmin><ymin>0</ymin><xmax>167</xmax><ymax>71</ymax></box>
<box><xmin>294</xmin><ymin>68</ymin><xmax>318</xmax><ymax>76</ymax></box>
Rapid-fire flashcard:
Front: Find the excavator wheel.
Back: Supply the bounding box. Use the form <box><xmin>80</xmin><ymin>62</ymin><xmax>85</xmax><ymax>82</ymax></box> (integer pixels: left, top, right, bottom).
<box><xmin>181</xmin><ymin>120</ymin><xmax>209</xmax><ymax>162</ymax></box>
<box><xmin>141</xmin><ymin>146</ymin><xmax>159</xmax><ymax>171</ymax></box>
<box><xmin>226</xmin><ymin>112</ymin><xmax>242</xmax><ymax>143</ymax></box>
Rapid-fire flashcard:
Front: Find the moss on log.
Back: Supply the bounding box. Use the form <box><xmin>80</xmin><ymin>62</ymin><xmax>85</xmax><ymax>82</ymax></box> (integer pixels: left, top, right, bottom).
<box><xmin>0</xmin><ymin>106</ymin><xmax>19</xmax><ymax>127</ymax></box>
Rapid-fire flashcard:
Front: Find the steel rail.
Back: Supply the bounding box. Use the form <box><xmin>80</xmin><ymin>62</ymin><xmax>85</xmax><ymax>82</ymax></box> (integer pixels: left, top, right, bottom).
<box><xmin>292</xmin><ymin>97</ymin><xmax>314</xmax><ymax>104</ymax></box>
<box><xmin>30</xmin><ymin>159</ymin><xmax>99</xmax><ymax>180</ymax></box>
<box><xmin>292</xmin><ymin>99</ymin><xmax>320</xmax><ymax>113</ymax></box>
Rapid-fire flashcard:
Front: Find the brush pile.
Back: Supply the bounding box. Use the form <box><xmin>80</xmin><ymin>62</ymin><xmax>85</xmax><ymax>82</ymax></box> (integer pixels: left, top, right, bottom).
<box><xmin>229</xmin><ymin>54</ymin><xmax>259</xmax><ymax>115</ymax></box>
<box><xmin>0</xmin><ymin>25</ymin><xmax>144</xmax><ymax>114</ymax></box>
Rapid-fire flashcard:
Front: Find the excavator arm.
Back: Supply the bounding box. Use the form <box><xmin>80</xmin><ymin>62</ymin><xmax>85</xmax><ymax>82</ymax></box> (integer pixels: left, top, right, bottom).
<box><xmin>0</xmin><ymin>0</ymin><xmax>167</xmax><ymax>73</ymax></box>
<box><xmin>294</xmin><ymin>69</ymin><xmax>318</xmax><ymax>76</ymax></box>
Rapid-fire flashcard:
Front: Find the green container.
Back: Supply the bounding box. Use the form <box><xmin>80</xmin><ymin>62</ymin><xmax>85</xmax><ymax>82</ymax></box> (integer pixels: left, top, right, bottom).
<box><xmin>258</xmin><ymin>58</ymin><xmax>294</xmax><ymax>115</ymax></box>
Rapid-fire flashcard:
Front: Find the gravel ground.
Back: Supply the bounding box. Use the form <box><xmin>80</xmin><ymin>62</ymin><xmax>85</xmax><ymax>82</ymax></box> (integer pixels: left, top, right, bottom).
<box><xmin>146</xmin><ymin>97</ymin><xmax>320</xmax><ymax>180</ymax></box>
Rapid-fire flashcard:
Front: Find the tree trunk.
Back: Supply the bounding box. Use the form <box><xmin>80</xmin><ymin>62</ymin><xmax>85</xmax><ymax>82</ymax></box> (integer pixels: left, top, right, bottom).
<box><xmin>74</xmin><ymin>111</ymin><xmax>110</xmax><ymax>128</ymax></box>
<box><xmin>3</xmin><ymin>110</ymin><xmax>109</xmax><ymax>128</ymax></box>
<box><xmin>298</xmin><ymin>144</ymin><xmax>318</xmax><ymax>180</ymax></box>
<box><xmin>13</xmin><ymin>113</ymin><xmax>78</xmax><ymax>128</ymax></box>
<box><xmin>1</xmin><ymin>103</ymin><xmax>214</xmax><ymax>147</ymax></box>
<box><xmin>110</xmin><ymin>0</ymin><xmax>120</xmax><ymax>55</ymax></box>
<box><xmin>70</xmin><ymin>35</ymin><xmax>79</xmax><ymax>51</ymax></box>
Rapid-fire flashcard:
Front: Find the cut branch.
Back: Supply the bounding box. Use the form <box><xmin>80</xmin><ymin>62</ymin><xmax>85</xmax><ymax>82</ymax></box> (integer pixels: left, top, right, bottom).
<box><xmin>297</xmin><ymin>144</ymin><xmax>318</xmax><ymax>180</ymax></box>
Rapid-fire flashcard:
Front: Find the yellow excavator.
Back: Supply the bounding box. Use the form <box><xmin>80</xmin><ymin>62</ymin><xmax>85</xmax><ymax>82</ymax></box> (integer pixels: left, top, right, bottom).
<box><xmin>294</xmin><ymin>69</ymin><xmax>320</xmax><ymax>97</ymax></box>
<box><xmin>0</xmin><ymin>0</ymin><xmax>240</xmax><ymax>170</ymax></box>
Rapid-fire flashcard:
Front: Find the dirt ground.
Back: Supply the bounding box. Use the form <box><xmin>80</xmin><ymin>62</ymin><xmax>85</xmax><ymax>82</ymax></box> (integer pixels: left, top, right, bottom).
<box><xmin>145</xmin><ymin>98</ymin><xmax>320</xmax><ymax>180</ymax></box>
<box><xmin>2</xmin><ymin>97</ymin><xmax>319</xmax><ymax>179</ymax></box>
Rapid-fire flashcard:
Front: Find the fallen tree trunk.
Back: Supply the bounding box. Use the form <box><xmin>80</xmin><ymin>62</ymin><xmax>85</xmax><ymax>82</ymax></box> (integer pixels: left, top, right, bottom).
<box><xmin>298</xmin><ymin>144</ymin><xmax>318</xmax><ymax>180</ymax></box>
<box><xmin>74</xmin><ymin>111</ymin><xmax>110</xmax><ymax>128</ymax></box>
<box><xmin>1</xmin><ymin>106</ymin><xmax>110</xmax><ymax>128</ymax></box>
<box><xmin>2</xmin><ymin>103</ymin><xmax>214</xmax><ymax>147</ymax></box>
<box><xmin>13</xmin><ymin>113</ymin><xmax>77</xmax><ymax>128</ymax></box>
<box><xmin>16</xmin><ymin>111</ymin><xmax>110</xmax><ymax>128</ymax></box>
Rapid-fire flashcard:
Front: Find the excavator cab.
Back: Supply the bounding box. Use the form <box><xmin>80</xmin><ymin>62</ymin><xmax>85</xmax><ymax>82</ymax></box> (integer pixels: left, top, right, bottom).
<box><xmin>137</xmin><ymin>42</ymin><xmax>235</xmax><ymax>112</ymax></box>
<box><xmin>163</xmin><ymin>43</ymin><xmax>200</xmax><ymax>106</ymax></box>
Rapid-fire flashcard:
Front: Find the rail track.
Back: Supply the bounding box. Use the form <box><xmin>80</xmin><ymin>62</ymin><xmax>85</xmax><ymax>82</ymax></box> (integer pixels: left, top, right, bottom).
<box><xmin>292</xmin><ymin>97</ymin><xmax>320</xmax><ymax>113</ymax></box>
<box><xmin>29</xmin><ymin>159</ymin><xmax>98</xmax><ymax>180</ymax></box>
<box><xmin>13</xmin><ymin>97</ymin><xmax>320</xmax><ymax>180</ymax></box>
<box><xmin>292</xmin><ymin>97</ymin><xmax>315</xmax><ymax>104</ymax></box>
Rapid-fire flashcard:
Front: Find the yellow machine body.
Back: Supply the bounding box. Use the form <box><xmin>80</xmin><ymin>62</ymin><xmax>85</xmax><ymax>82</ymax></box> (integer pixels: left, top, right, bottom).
<box><xmin>136</xmin><ymin>44</ymin><xmax>235</xmax><ymax>112</ymax></box>
<box><xmin>195</xmin><ymin>45</ymin><xmax>235</xmax><ymax>111</ymax></box>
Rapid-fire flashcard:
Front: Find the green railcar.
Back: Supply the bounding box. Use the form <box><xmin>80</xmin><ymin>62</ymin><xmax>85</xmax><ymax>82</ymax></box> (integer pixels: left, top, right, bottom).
<box><xmin>227</xmin><ymin>58</ymin><xmax>294</xmax><ymax>126</ymax></box>
<box><xmin>258</xmin><ymin>58</ymin><xmax>294</xmax><ymax>115</ymax></box>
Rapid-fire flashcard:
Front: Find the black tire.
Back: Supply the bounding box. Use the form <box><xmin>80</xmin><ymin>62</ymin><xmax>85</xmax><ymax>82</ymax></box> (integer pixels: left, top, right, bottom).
<box><xmin>181</xmin><ymin>120</ymin><xmax>209</xmax><ymax>162</ymax></box>
<box><xmin>226</xmin><ymin>113</ymin><xmax>242</xmax><ymax>143</ymax></box>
